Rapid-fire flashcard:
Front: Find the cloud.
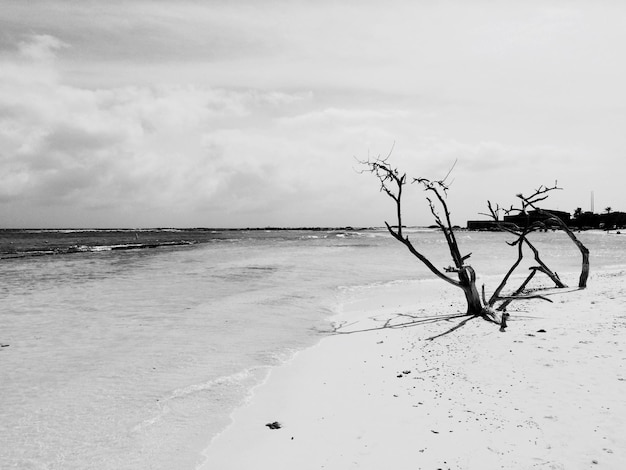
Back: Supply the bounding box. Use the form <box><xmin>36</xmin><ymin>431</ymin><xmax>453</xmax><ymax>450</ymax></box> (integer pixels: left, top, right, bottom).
<box><xmin>279</xmin><ymin>108</ymin><xmax>411</xmax><ymax>127</ymax></box>
<box><xmin>0</xmin><ymin>35</ymin><xmax>376</xmax><ymax>226</ymax></box>
<box><xmin>1</xmin><ymin>10</ymin><xmax>624</xmax><ymax>228</ymax></box>
<box><xmin>17</xmin><ymin>34</ymin><xmax>67</xmax><ymax>61</ymax></box>
<box><xmin>0</xmin><ymin>38</ymin><xmax>220</xmax><ymax>211</ymax></box>
<box><xmin>413</xmin><ymin>140</ymin><xmax>572</xmax><ymax>174</ymax></box>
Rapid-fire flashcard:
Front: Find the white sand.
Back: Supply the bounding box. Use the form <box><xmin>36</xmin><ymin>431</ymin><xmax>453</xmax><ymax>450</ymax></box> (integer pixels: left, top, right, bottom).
<box><xmin>199</xmin><ymin>269</ymin><xmax>626</xmax><ymax>470</ymax></box>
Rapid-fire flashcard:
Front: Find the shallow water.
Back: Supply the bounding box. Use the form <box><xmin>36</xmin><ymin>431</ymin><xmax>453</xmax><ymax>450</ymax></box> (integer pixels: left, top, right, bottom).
<box><xmin>1</xmin><ymin>229</ymin><xmax>624</xmax><ymax>469</ymax></box>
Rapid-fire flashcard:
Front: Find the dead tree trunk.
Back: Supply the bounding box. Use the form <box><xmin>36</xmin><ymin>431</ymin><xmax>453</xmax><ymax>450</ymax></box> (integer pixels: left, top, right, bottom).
<box><xmin>458</xmin><ymin>266</ymin><xmax>484</xmax><ymax>315</ymax></box>
<box><xmin>539</xmin><ymin>213</ymin><xmax>590</xmax><ymax>288</ymax></box>
<box><xmin>361</xmin><ymin>156</ymin><xmax>492</xmax><ymax>320</ymax></box>
<box><xmin>361</xmin><ymin>158</ymin><xmax>590</xmax><ymax>333</ymax></box>
<box><xmin>484</xmin><ymin>184</ymin><xmax>591</xmax><ymax>311</ymax></box>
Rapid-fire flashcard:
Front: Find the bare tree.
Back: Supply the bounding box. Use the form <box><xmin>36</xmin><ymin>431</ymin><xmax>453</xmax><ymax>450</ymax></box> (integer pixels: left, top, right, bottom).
<box><xmin>360</xmin><ymin>156</ymin><xmax>590</xmax><ymax>332</ymax></box>
<box><xmin>483</xmin><ymin>183</ymin><xmax>590</xmax><ymax>316</ymax></box>
<box><xmin>360</xmin><ymin>155</ymin><xmax>488</xmax><ymax>319</ymax></box>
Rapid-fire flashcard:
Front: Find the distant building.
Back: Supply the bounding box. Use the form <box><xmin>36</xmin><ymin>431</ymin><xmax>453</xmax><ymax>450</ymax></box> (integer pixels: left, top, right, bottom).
<box><xmin>468</xmin><ymin>208</ymin><xmax>625</xmax><ymax>231</ymax></box>
<box><xmin>601</xmin><ymin>211</ymin><xmax>626</xmax><ymax>229</ymax></box>
<box><xmin>503</xmin><ymin>209</ymin><xmax>571</xmax><ymax>228</ymax></box>
<box><xmin>467</xmin><ymin>209</ymin><xmax>571</xmax><ymax>231</ymax></box>
<box><xmin>574</xmin><ymin>211</ymin><xmax>626</xmax><ymax>230</ymax></box>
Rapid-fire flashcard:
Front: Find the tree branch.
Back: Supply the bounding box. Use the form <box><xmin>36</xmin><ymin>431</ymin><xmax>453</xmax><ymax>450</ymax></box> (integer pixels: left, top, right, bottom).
<box><xmin>385</xmin><ymin>222</ymin><xmax>461</xmax><ymax>287</ymax></box>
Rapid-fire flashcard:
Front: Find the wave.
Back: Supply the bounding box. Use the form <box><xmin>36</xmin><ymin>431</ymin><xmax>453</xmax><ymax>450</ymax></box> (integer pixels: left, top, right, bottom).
<box><xmin>0</xmin><ymin>241</ymin><xmax>196</xmax><ymax>259</ymax></box>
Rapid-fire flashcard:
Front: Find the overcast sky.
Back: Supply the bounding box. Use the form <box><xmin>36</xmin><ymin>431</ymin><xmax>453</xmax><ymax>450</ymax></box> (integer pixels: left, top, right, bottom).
<box><xmin>1</xmin><ymin>1</ymin><xmax>624</xmax><ymax>228</ymax></box>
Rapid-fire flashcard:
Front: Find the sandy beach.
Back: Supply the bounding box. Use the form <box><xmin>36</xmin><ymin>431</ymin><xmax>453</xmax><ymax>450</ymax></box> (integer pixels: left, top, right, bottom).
<box><xmin>200</xmin><ymin>268</ymin><xmax>626</xmax><ymax>470</ymax></box>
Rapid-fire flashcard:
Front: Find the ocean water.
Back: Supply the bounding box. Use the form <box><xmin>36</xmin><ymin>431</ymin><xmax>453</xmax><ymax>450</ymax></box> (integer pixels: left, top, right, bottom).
<box><xmin>1</xmin><ymin>229</ymin><xmax>624</xmax><ymax>469</ymax></box>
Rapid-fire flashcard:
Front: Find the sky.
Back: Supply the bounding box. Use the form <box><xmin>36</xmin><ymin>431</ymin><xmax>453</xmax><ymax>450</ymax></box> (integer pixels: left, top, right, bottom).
<box><xmin>1</xmin><ymin>0</ymin><xmax>625</xmax><ymax>228</ymax></box>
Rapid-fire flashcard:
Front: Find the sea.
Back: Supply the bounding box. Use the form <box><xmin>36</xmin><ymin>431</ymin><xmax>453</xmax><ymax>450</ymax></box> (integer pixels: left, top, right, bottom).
<box><xmin>1</xmin><ymin>228</ymin><xmax>624</xmax><ymax>469</ymax></box>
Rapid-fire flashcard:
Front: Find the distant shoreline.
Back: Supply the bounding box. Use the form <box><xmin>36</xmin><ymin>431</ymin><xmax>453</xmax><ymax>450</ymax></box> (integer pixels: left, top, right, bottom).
<box><xmin>0</xmin><ymin>226</ymin><xmax>374</xmax><ymax>232</ymax></box>
<box><xmin>0</xmin><ymin>227</ymin><xmax>382</xmax><ymax>260</ymax></box>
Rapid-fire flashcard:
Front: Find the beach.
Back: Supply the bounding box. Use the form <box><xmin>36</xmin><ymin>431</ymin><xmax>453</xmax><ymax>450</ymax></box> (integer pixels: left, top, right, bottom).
<box><xmin>200</xmin><ymin>268</ymin><xmax>626</xmax><ymax>470</ymax></box>
<box><xmin>4</xmin><ymin>3</ymin><xmax>626</xmax><ymax>467</ymax></box>
<box><xmin>2</xmin><ymin>229</ymin><xmax>625</xmax><ymax>469</ymax></box>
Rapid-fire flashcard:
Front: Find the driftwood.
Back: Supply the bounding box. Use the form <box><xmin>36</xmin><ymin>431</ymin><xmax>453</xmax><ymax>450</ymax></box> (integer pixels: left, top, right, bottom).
<box><xmin>360</xmin><ymin>157</ymin><xmax>590</xmax><ymax>333</ymax></box>
<box><xmin>485</xmin><ymin>184</ymin><xmax>590</xmax><ymax>311</ymax></box>
<box><xmin>360</xmin><ymin>155</ymin><xmax>487</xmax><ymax>318</ymax></box>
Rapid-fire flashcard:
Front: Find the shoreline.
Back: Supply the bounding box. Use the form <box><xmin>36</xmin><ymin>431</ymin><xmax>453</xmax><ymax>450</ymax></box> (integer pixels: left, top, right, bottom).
<box><xmin>198</xmin><ymin>267</ymin><xmax>626</xmax><ymax>469</ymax></box>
